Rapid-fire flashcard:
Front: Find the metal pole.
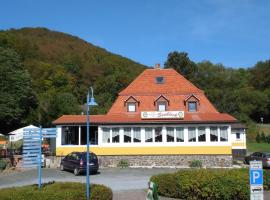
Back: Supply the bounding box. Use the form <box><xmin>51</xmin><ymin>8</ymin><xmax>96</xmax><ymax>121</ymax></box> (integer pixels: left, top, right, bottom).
<box><xmin>86</xmin><ymin>92</ymin><xmax>90</xmax><ymax>199</ymax></box>
<box><xmin>38</xmin><ymin>126</ymin><xmax>42</xmax><ymax>189</ymax></box>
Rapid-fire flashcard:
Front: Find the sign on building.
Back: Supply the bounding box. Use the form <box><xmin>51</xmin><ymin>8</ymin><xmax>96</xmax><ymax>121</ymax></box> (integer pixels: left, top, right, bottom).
<box><xmin>250</xmin><ymin>161</ymin><xmax>264</xmax><ymax>200</ymax></box>
<box><xmin>141</xmin><ymin>111</ymin><xmax>184</xmax><ymax>119</ymax></box>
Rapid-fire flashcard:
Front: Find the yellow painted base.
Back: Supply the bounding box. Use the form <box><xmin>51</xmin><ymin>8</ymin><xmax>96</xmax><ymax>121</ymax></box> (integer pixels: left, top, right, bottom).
<box><xmin>56</xmin><ymin>146</ymin><xmax>232</xmax><ymax>156</ymax></box>
<box><xmin>232</xmin><ymin>142</ymin><xmax>246</xmax><ymax>147</ymax></box>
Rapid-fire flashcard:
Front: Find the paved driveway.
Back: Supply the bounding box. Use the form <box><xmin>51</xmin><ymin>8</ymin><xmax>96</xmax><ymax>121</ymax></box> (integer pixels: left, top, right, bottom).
<box><xmin>0</xmin><ymin>168</ymin><xmax>177</xmax><ymax>191</ymax></box>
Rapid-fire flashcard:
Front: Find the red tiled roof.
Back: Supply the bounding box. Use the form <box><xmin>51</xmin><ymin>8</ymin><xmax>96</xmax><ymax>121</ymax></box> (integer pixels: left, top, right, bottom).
<box><xmin>53</xmin><ymin>113</ymin><xmax>236</xmax><ymax>125</ymax></box>
<box><xmin>53</xmin><ymin>68</ymin><xmax>238</xmax><ymax>125</ymax></box>
<box><xmin>119</xmin><ymin>69</ymin><xmax>203</xmax><ymax>95</ymax></box>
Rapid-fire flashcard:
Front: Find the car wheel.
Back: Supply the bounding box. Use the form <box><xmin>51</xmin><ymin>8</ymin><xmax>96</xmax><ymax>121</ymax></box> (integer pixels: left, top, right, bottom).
<box><xmin>60</xmin><ymin>164</ymin><xmax>64</xmax><ymax>171</ymax></box>
<box><xmin>74</xmin><ymin>168</ymin><xmax>79</xmax><ymax>176</ymax></box>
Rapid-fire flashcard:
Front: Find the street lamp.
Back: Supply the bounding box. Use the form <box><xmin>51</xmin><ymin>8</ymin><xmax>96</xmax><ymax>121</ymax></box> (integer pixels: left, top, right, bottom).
<box><xmin>86</xmin><ymin>86</ymin><xmax>98</xmax><ymax>199</ymax></box>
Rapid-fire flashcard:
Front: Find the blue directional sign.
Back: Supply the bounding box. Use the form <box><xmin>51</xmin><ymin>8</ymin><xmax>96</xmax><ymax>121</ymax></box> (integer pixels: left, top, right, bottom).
<box><xmin>23</xmin><ymin>127</ymin><xmax>57</xmax><ymax>189</ymax></box>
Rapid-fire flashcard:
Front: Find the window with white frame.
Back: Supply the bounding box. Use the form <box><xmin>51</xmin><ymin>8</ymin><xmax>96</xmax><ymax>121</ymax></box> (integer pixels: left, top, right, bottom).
<box><xmin>124</xmin><ymin>127</ymin><xmax>132</xmax><ymax>143</ymax></box>
<box><xmin>198</xmin><ymin>127</ymin><xmax>206</xmax><ymax>142</ymax></box>
<box><xmin>127</xmin><ymin>102</ymin><xmax>136</xmax><ymax>112</ymax></box>
<box><xmin>157</xmin><ymin>102</ymin><xmax>166</xmax><ymax>111</ymax></box>
<box><xmin>155</xmin><ymin>127</ymin><xmax>163</xmax><ymax>142</ymax></box>
<box><xmin>220</xmin><ymin>126</ymin><xmax>228</xmax><ymax>142</ymax></box>
<box><xmin>188</xmin><ymin>127</ymin><xmax>196</xmax><ymax>142</ymax></box>
<box><xmin>236</xmin><ymin>132</ymin><xmax>241</xmax><ymax>139</ymax></box>
<box><xmin>166</xmin><ymin>127</ymin><xmax>174</xmax><ymax>142</ymax></box>
<box><xmin>210</xmin><ymin>127</ymin><xmax>218</xmax><ymax>142</ymax></box>
<box><xmin>145</xmin><ymin>127</ymin><xmax>153</xmax><ymax>142</ymax></box>
<box><xmin>112</xmin><ymin>128</ymin><xmax>119</xmax><ymax>143</ymax></box>
<box><xmin>102</xmin><ymin>128</ymin><xmax>110</xmax><ymax>143</ymax></box>
<box><xmin>176</xmin><ymin>127</ymin><xmax>184</xmax><ymax>142</ymax></box>
<box><xmin>133</xmin><ymin>127</ymin><xmax>141</xmax><ymax>142</ymax></box>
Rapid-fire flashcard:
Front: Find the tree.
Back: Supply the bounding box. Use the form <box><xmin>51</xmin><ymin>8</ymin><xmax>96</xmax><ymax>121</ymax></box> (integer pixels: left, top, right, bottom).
<box><xmin>260</xmin><ymin>131</ymin><xmax>266</xmax><ymax>143</ymax></box>
<box><xmin>164</xmin><ymin>51</ymin><xmax>197</xmax><ymax>80</ymax></box>
<box><xmin>0</xmin><ymin>47</ymin><xmax>37</xmax><ymax>133</ymax></box>
<box><xmin>255</xmin><ymin>132</ymin><xmax>261</xmax><ymax>143</ymax></box>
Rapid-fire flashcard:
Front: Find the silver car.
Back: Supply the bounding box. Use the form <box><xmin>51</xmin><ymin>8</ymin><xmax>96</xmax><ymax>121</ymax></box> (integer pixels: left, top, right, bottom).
<box><xmin>244</xmin><ymin>152</ymin><xmax>270</xmax><ymax>168</ymax></box>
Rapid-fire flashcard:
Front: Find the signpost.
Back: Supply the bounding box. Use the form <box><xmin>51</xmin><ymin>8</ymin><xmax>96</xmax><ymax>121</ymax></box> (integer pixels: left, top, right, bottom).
<box><xmin>22</xmin><ymin>127</ymin><xmax>57</xmax><ymax>189</ymax></box>
<box><xmin>250</xmin><ymin>161</ymin><xmax>264</xmax><ymax>200</ymax></box>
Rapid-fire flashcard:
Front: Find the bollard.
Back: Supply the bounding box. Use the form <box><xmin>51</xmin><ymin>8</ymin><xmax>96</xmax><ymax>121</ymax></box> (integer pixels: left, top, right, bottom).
<box><xmin>146</xmin><ymin>181</ymin><xmax>159</xmax><ymax>200</ymax></box>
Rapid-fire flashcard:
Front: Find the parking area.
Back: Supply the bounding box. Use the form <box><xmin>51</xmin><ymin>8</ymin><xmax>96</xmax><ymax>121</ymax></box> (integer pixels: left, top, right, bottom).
<box><xmin>0</xmin><ymin>168</ymin><xmax>177</xmax><ymax>191</ymax></box>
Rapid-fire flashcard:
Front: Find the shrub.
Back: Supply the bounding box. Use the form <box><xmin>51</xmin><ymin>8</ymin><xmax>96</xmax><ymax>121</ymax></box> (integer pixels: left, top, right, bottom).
<box><xmin>0</xmin><ymin>159</ymin><xmax>6</xmax><ymax>171</ymax></box>
<box><xmin>150</xmin><ymin>169</ymin><xmax>250</xmax><ymax>200</ymax></box>
<box><xmin>264</xmin><ymin>169</ymin><xmax>270</xmax><ymax>190</ymax></box>
<box><xmin>0</xmin><ymin>182</ymin><xmax>113</xmax><ymax>200</ymax></box>
<box><xmin>117</xmin><ymin>159</ymin><xmax>129</xmax><ymax>168</ymax></box>
<box><xmin>189</xmin><ymin>159</ymin><xmax>202</xmax><ymax>168</ymax></box>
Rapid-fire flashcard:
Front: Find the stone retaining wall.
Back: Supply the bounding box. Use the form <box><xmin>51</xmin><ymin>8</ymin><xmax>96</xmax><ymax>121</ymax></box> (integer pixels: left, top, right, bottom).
<box><xmin>44</xmin><ymin>155</ymin><xmax>232</xmax><ymax>168</ymax></box>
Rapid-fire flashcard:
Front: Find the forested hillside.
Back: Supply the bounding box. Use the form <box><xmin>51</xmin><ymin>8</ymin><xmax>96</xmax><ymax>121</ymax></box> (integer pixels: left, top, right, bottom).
<box><xmin>0</xmin><ymin>28</ymin><xmax>269</xmax><ymax>135</ymax></box>
<box><xmin>0</xmin><ymin>27</ymin><xmax>145</xmax><ymax>133</ymax></box>
<box><xmin>164</xmin><ymin>52</ymin><xmax>270</xmax><ymax>129</ymax></box>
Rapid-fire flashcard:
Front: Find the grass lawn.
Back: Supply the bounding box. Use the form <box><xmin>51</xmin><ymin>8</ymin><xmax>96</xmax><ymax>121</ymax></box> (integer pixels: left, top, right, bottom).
<box><xmin>247</xmin><ymin>142</ymin><xmax>270</xmax><ymax>153</ymax></box>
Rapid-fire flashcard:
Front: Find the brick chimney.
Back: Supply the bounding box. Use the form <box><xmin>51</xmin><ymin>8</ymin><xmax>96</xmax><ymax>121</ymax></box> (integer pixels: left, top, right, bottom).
<box><xmin>154</xmin><ymin>63</ymin><xmax>160</xmax><ymax>69</ymax></box>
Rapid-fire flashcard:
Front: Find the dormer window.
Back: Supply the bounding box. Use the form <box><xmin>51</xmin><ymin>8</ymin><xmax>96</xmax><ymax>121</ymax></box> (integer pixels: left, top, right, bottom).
<box><xmin>188</xmin><ymin>102</ymin><xmax>197</xmax><ymax>112</ymax></box>
<box><xmin>157</xmin><ymin>102</ymin><xmax>166</xmax><ymax>111</ymax></box>
<box><xmin>156</xmin><ymin>76</ymin><xmax>164</xmax><ymax>84</ymax></box>
<box><xmin>154</xmin><ymin>95</ymin><xmax>169</xmax><ymax>111</ymax></box>
<box><xmin>127</xmin><ymin>102</ymin><xmax>136</xmax><ymax>112</ymax></box>
<box><xmin>124</xmin><ymin>96</ymin><xmax>139</xmax><ymax>112</ymax></box>
<box><xmin>184</xmin><ymin>94</ymin><xmax>200</xmax><ymax>112</ymax></box>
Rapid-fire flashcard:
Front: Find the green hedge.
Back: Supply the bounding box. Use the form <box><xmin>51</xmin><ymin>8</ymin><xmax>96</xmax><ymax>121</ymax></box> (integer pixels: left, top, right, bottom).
<box><xmin>150</xmin><ymin>169</ymin><xmax>269</xmax><ymax>200</ymax></box>
<box><xmin>0</xmin><ymin>182</ymin><xmax>112</xmax><ymax>200</ymax></box>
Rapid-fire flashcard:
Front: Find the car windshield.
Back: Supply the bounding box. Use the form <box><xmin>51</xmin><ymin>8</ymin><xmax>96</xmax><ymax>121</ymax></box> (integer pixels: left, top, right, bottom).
<box><xmin>265</xmin><ymin>153</ymin><xmax>270</xmax><ymax>158</ymax></box>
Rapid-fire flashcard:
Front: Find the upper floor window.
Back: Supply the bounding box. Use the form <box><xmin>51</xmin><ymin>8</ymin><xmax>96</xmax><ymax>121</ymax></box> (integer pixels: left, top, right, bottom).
<box><xmin>155</xmin><ymin>95</ymin><xmax>169</xmax><ymax>111</ymax></box>
<box><xmin>156</xmin><ymin>76</ymin><xmax>164</xmax><ymax>84</ymax></box>
<box><xmin>127</xmin><ymin>102</ymin><xmax>136</xmax><ymax>112</ymax></box>
<box><xmin>125</xmin><ymin>96</ymin><xmax>139</xmax><ymax>112</ymax></box>
<box><xmin>157</xmin><ymin>102</ymin><xmax>166</xmax><ymax>111</ymax></box>
<box><xmin>236</xmin><ymin>132</ymin><xmax>241</xmax><ymax>139</ymax></box>
<box><xmin>188</xmin><ymin>102</ymin><xmax>197</xmax><ymax>112</ymax></box>
<box><xmin>185</xmin><ymin>94</ymin><xmax>200</xmax><ymax>112</ymax></box>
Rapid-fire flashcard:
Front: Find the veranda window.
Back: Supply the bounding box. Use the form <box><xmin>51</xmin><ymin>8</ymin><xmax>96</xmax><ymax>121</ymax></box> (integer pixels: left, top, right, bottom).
<box><xmin>133</xmin><ymin>128</ymin><xmax>141</xmax><ymax>142</ymax></box>
<box><xmin>210</xmin><ymin>127</ymin><xmax>218</xmax><ymax>142</ymax></box>
<box><xmin>188</xmin><ymin>127</ymin><xmax>196</xmax><ymax>142</ymax></box>
<box><xmin>176</xmin><ymin>127</ymin><xmax>184</xmax><ymax>142</ymax></box>
<box><xmin>145</xmin><ymin>127</ymin><xmax>153</xmax><ymax>142</ymax></box>
<box><xmin>220</xmin><ymin>126</ymin><xmax>228</xmax><ymax>142</ymax></box>
<box><xmin>102</xmin><ymin>128</ymin><xmax>110</xmax><ymax>143</ymax></box>
<box><xmin>166</xmin><ymin>127</ymin><xmax>174</xmax><ymax>142</ymax></box>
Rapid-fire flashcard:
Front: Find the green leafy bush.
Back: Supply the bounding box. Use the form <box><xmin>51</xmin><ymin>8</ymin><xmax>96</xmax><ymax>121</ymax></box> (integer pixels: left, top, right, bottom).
<box><xmin>150</xmin><ymin>169</ymin><xmax>251</xmax><ymax>200</ymax></box>
<box><xmin>117</xmin><ymin>159</ymin><xmax>129</xmax><ymax>168</ymax></box>
<box><xmin>189</xmin><ymin>159</ymin><xmax>202</xmax><ymax>168</ymax></box>
<box><xmin>0</xmin><ymin>182</ymin><xmax>112</xmax><ymax>200</ymax></box>
<box><xmin>0</xmin><ymin>159</ymin><xmax>6</xmax><ymax>171</ymax></box>
<box><xmin>264</xmin><ymin>169</ymin><xmax>270</xmax><ymax>190</ymax></box>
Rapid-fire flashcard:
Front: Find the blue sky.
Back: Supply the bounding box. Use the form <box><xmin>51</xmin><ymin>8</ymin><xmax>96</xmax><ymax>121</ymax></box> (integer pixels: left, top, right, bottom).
<box><xmin>0</xmin><ymin>0</ymin><xmax>270</xmax><ymax>68</ymax></box>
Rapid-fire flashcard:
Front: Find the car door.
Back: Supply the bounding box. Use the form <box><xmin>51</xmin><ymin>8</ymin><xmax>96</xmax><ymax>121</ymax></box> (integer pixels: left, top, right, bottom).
<box><xmin>69</xmin><ymin>153</ymin><xmax>80</xmax><ymax>170</ymax></box>
<box><xmin>62</xmin><ymin>153</ymin><xmax>72</xmax><ymax>170</ymax></box>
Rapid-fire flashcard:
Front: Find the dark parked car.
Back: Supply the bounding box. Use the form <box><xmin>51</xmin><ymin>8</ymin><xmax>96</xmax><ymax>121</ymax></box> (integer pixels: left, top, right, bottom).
<box><xmin>60</xmin><ymin>152</ymin><xmax>99</xmax><ymax>175</ymax></box>
<box><xmin>244</xmin><ymin>152</ymin><xmax>270</xmax><ymax>168</ymax></box>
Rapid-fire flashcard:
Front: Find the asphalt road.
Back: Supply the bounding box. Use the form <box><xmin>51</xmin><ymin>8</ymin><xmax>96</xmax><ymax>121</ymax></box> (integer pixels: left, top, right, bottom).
<box><xmin>0</xmin><ymin>168</ymin><xmax>177</xmax><ymax>191</ymax></box>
